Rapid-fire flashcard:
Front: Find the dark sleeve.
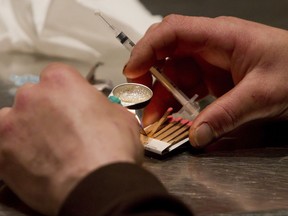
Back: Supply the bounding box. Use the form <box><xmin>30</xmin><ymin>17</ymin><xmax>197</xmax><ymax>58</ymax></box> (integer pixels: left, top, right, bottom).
<box><xmin>58</xmin><ymin>163</ymin><xmax>193</xmax><ymax>216</ymax></box>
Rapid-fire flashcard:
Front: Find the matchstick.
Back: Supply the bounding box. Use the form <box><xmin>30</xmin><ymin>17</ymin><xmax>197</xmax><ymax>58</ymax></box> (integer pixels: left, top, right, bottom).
<box><xmin>148</xmin><ymin>107</ymin><xmax>173</xmax><ymax>137</ymax></box>
<box><xmin>153</xmin><ymin>117</ymin><xmax>181</xmax><ymax>138</ymax></box>
<box><xmin>154</xmin><ymin>119</ymin><xmax>186</xmax><ymax>140</ymax></box>
<box><xmin>163</xmin><ymin>120</ymin><xmax>192</xmax><ymax>142</ymax></box>
<box><xmin>168</xmin><ymin>130</ymin><xmax>190</xmax><ymax>144</ymax></box>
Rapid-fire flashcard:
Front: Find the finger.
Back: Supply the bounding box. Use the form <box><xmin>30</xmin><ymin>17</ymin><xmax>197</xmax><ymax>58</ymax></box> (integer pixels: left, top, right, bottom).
<box><xmin>123</xmin><ymin>18</ymin><xmax>176</xmax><ymax>79</ymax></box>
<box><xmin>13</xmin><ymin>83</ymin><xmax>36</xmax><ymax>110</ymax></box>
<box><xmin>126</xmin><ymin>72</ymin><xmax>153</xmax><ymax>89</ymax></box>
<box><xmin>39</xmin><ymin>62</ymin><xmax>87</xmax><ymax>88</ymax></box>
<box><xmin>39</xmin><ymin>62</ymin><xmax>106</xmax><ymax>99</ymax></box>
<box><xmin>0</xmin><ymin>107</ymin><xmax>12</xmax><ymax>153</ymax></box>
<box><xmin>189</xmin><ymin>74</ymin><xmax>285</xmax><ymax>148</ymax></box>
<box><xmin>124</xmin><ymin>15</ymin><xmax>240</xmax><ymax>79</ymax></box>
<box><xmin>0</xmin><ymin>107</ymin><xmax>11</xmax><ymax>122</ymax></box>
<box><xmin>0</xmin><ymin>107</ymin><xmax>10</xmax><ymax>113</ymax></box>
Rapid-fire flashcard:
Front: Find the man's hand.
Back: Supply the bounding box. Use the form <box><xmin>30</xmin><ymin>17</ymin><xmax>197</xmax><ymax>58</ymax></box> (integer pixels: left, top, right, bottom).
<box><xmin>0</xmin><ymin>63</ymin><xmax>143</xmax><ymax>215</ymax></box>
<box><xmin>124</xmin><ymin>15</ymin><xmax>288</xmax><ymax>148</ymax></box>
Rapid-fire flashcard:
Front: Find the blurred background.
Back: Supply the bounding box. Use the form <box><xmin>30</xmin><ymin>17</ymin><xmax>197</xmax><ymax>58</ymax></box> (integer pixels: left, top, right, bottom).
<box><xmin>140</xmin><ymin>0</ymin><xmax>288</xmax><ymax>29</ymax></box>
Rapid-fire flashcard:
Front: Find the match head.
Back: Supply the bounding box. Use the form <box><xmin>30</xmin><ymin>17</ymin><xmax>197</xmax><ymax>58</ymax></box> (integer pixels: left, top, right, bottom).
<box><xmin>167</xmin><ymin>107</ymin><xmax>173</xmax><ymax>112</ymax></box>
<box><xmin>169</xmin><ymin>116</ymin><xmax>182</xmax><ymax>123</ymax></box>
<box><xmin>180</xmin><ymin>119</ymin><xmax>189</xmax><ymax>125</ymax></box>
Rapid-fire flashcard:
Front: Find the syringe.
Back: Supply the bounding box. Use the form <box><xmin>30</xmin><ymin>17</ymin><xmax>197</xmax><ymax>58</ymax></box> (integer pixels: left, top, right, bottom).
<box><xmin>95</xmin><ymin>12</ymin><xmax>200</xmax><ymax>120</ymax></box>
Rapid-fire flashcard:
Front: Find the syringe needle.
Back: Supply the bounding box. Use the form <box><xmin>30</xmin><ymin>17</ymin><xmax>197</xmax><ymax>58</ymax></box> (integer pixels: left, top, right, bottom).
<box><xmin>95</xmin><ymin>11</ymin><xmax>119</xmax><ymax>34</ymax></box>
<box><xmin>95</xmin><ymin>11</ymin><xmax>135</xmax><ymax>51</ymax></box>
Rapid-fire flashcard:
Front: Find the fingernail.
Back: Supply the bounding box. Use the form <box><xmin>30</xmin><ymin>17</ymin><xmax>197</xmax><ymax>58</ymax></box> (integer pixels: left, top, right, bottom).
<box><xmin>194</xmin><ymin>123</ymin><xmax>214</xmax><ymax>147</ymax></box>
<box><xmin>122</xmin><ymin>64</ymin><xmax>127</xmax><ymax>73</ymax></box>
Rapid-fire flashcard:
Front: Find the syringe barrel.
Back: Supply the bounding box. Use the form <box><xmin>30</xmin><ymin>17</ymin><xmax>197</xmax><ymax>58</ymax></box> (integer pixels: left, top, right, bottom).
<box><xmin>172</xmin><ymin>95</ymin><xmax>200</xmax><ymax>120</ymax></box>
<box><xmin>116</xmin><ymin>32</ymin><xmax>135</xmax><ymax>52</ymax></box>
<box><xmin>149</xmin><ymin>67</ymin><xmax>189</xmax><ymax>106</ymax></box>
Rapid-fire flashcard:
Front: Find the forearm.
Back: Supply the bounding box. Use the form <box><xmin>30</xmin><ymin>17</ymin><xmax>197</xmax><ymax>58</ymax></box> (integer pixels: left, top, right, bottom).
<box><xmin>58</xmin><ymin>163</ymin><xmax>193</xmax><ymax>216</ymax></box>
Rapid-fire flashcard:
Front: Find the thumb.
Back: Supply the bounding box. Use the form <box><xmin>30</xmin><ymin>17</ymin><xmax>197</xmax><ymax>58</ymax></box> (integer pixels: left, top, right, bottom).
<box><xmin>189</xmin><ymin>79</ymin><xmax>273</xmax><ymax>148</ymax></box>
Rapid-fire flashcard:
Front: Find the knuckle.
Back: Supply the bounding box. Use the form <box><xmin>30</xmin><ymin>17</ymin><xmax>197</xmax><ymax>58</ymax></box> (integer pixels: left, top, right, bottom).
<box><xmin>0</xmin><ymin>111</ymin><xmax>12</xmax><ymax>137</ymax></box>
<box><xmin>146</xmin><ymin>22</ymin><xmax>160</xmax><ymax>33</ymax></box>
<box><xmin>14</xmin><ymin>83</ymin><xmax>35</xmax><ymax>109</ymax></box>
<box><xmin>161</xmin><ymin>14</ymin><xmax>185</xmax><ymax>31</ymax></box>
<box><xmin>162</xmin><ymin>14</ymin><xmax>195</xmax><ymax>29</ymax></box>
<box><xmin>162</xmin><ymin>14</ymin><xmax>182</xmax><ymax>24</ymax></box>
<box><xmin>0</xmin><ymin>121</ymin><xmax>12</xmax><ymax>137</ymax></box>
<box><xmin>214</xmin><ymin>15</ymin><xmax>238</xmax><ymax>22</ymax></box>
<box><xmin>40</xmin><ymin>63</ymin><xmax>77</xmax><ymax>84</ymax></box>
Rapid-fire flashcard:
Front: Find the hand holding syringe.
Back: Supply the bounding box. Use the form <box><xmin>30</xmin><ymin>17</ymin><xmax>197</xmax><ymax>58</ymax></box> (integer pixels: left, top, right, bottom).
<box><xmin>95</xmin><ymin>12</ymin><xmax>200</xmax><ymax>120</ymax></box>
